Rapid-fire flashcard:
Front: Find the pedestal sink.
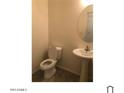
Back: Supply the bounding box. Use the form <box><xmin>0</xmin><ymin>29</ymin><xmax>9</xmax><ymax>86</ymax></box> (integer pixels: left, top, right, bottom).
<box><xmin>73</xmin><ymin>48</ymin><xmax>93</xmax><ymax>82</ymax></box>
<box><xmin>73</xmin><ymin>48</ymin><xmax>93</xmax><ymax>59</ymax></box>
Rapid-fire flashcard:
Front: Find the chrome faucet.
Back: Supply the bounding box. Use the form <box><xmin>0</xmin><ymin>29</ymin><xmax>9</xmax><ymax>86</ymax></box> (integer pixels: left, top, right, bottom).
<box><xmin>85</xmin><ymin>45</ymin><xmax>90</xmax><ymax>52</ymax></box>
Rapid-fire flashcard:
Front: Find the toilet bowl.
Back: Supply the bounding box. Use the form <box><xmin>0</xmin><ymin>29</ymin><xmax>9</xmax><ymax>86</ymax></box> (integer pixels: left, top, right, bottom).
<box><xmin>40</xmin><ymin>46</ymin><xmax>62</xmax><ymax>79</ymax></box>
<box><xmin>40</xmin><ymin>59</ymin><xmax>57</xmax><ymax>70</ymax></box>
<box><xmin>40</xmin><ymin>59</ymin><xmax>57</xmax><ymax>79</ymax></box>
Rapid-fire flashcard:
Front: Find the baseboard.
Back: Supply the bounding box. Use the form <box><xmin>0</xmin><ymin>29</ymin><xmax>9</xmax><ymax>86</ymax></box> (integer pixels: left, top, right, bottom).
<box><xmin>56</xmin><ymin>65</ymin><xmax>80</xmax><ymax>76</ymax></box>
<box><xmin>32</xmin><ymin>67</ymin><xmax>40</xmax><ymax>74</ymax></box>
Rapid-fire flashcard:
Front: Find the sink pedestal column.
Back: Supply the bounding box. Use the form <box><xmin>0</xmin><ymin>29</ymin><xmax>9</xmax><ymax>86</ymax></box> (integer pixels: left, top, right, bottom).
<box><xmin>80</xmin><ymin>59</ymin><xmax>89</xmax><ymax>82</ymax></box>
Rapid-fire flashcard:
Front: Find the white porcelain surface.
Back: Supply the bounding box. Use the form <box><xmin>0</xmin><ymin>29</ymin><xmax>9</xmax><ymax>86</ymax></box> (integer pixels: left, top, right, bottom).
<box><xmin>40</xmin><ymin>59</ymin><xmax>57</xmax><ymax>70</ymax></box>
<box><xmin>73</xmin><ymin>48</ymin><xmax>93</xmax><ymax>59</ymax></box>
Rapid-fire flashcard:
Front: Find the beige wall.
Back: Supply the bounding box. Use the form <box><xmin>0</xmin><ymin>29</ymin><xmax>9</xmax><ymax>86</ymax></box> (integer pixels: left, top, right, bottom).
<box><xmin>49</xmin><ymin>0</ymin><xmax>92</xmax><ymax>75</ymax></box>
<box><xmin>32</xmin><ymin>0</ymin><xmax>48</xmax><ymax>73</ymax></box>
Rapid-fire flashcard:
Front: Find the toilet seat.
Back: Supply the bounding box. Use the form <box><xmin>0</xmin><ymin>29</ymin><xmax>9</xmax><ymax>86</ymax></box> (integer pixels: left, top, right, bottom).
<box><xmin>40</xmin><ymin>59</ymin><xmax>57</xmax><ymax>70</ymax></box>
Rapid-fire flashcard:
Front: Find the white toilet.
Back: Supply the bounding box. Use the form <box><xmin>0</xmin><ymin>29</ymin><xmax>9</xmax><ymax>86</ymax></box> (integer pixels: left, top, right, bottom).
<box><xmin>40</xmin><ymin>46</ymin><xmax>62</xmax><ymax>79</ymax></box>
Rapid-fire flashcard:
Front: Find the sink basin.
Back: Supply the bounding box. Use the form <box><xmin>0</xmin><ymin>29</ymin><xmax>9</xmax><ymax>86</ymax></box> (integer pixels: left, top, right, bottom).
<box><xmin>73</xmin><ymin>48</ymin><xmax>93</xmax><ymax>59</ymax></box>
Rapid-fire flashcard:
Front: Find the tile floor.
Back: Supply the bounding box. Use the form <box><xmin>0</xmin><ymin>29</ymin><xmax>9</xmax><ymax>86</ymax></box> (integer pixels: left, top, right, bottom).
<box><xmin>32</xmin><ymin>67</ymin><xmax>80</xmax><ymax>82</ymax></box>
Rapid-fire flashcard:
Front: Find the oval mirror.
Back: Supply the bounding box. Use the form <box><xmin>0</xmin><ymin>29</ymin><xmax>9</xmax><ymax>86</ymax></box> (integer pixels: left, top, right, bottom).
<box><xmin>78</xmin><ymin>5</ymin><xmax>93</xmax><ymax>43</ymax></box>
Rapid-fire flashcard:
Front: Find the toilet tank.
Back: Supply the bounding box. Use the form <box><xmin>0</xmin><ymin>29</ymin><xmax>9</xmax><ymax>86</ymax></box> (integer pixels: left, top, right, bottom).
<box><xmin>48</xmin><ymin>46</ymin><xmax>62</xmax><ymax>60</ymax></box>
<box><xmin>56</xmin><ymin>47</ymin><xmax>62</xmax><ymax>60</ymax></box>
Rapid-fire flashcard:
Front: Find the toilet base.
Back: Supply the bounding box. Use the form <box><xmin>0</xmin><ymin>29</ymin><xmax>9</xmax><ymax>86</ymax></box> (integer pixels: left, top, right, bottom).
<box><xmin>44</xmin><ymin>67</ymin><xmax>56</xmax><ymax>79</ymax></box>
